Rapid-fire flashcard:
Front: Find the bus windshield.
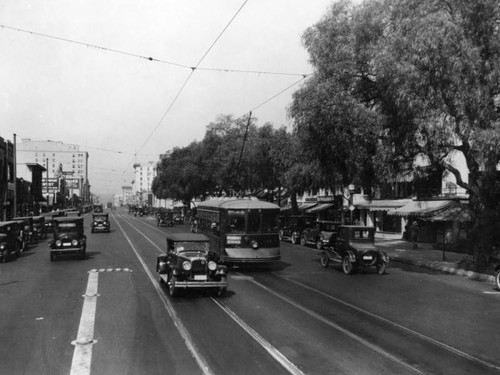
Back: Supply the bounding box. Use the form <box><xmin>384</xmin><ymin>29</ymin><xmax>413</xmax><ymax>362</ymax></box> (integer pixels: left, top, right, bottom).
<box><xmin>227</xmin><ymin>210</ymin><xmax>246</xmax><ymax>233</ymax></box>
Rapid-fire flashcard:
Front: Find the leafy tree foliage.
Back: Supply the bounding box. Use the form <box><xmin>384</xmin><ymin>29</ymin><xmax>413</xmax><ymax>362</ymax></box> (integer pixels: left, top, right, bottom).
<box><xmin>290</xmin><ymin>0</ymin><xmax>500</xmax><ymax>268</ymax></box>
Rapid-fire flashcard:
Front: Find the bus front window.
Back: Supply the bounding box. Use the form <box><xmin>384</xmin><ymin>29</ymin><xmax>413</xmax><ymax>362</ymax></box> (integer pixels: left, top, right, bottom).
<box><xmin>248</xmin><ymin>211</ymin><xmax>260</xmax><ymax>233</ymax></box>
<box><xmin>227</xmin><ymin>210</ymin><xmax>246</xmax><ymax>233</ymax></box>
<box><xmin>262</xmin><ymin>212</ymin><xmax>279</xmax><ymax>233</ymax></box>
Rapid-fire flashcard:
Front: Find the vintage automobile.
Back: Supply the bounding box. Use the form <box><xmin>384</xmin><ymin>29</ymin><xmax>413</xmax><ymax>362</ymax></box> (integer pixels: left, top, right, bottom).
<box><xmin>157</xmin><ymin>209</ymin><xmax>174</xmax><ymax>227</ymax></box>
<box><xmin>156</xmin><ymin>233</ymin><xmax>228</xmax><ymax>297</ymax></box>
<box><xmin>173</xmin><ymin>213</ymin><xmax>184</xmax><ymax>224</ymax></box>
<box><xmin>49</xmin><ymin>217</ymin><xmax>87</xmax><ymax>261</ymax></box>
<box><xmin>0</xmin><ymin>221</ymin><xmax>22</xmax><ymax>262</ymax></box>
<box><xmin>13</xmin><ymin>216</ymin><xmax>36</xmax><ymax>249</ymax></box>
<box><xmin>300</xmin><ymin>220</ymin><xmax>341</xmax><ymax>249</ymax></box>
<box><xmin>278</xmin><ymin>214</ymin><xmax>315</xmax><ymax>244</ymax></box>
<box><xmin>320</xmin><ymin>225</ymin><xmax>389</xmax><ymax>275</ymax></box>
<box><xmin>33</xmin><ymin>216</ymin><xmax>47</xmax><ymax>240</ymax></box>
<box><xmin>91</xmin><ymin>213</ymin><xmax>110</xmax><ymax>233</ymax></box>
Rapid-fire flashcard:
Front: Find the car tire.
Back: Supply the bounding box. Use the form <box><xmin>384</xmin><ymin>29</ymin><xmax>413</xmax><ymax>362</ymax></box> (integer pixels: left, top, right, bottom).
<box><xmin>376</xmin><ymin>262</ymin><xmax>387</xmax><ymax>275</ymax></box>
<box><xmin>291</xmin><ymin>232</ymin><xmax>298</xmax><ymax>244</ymax></box>
<box><xmin>342</xmin><ymin>256</ymin><xmax>356</xmax><ymax>275</ymax></box>
<box><xmin>316</xmin><ymin>239</ymin><xmax>323</xmax><ymax>250</ymax></box>
<box><xmin>169</xmin><ymin>275</ymin><xmax>179</xmax><ymax>297</ymax></box>
<box><xmin>300</xmin><ymin>235</ymin><xmax>306</xmax><ymax>247</ymax></box>
<box><xmin>320</xmin><ymin>251</ymin><xmax>329</xmax><ymax>268</ymax></box>
<box><xmin>495</xmin><ymin>269</ymin><xmax>500</xmax><ymax>291</ymax></box>
<box><xmin>279</xmin><ymin>230</ymin><xmax>284</xmax><ymax>241</ymax></box>
<box><xmin>215</xmin><ymin>276</ymin><xmax>227</xmax><ymax>298</ymax></box>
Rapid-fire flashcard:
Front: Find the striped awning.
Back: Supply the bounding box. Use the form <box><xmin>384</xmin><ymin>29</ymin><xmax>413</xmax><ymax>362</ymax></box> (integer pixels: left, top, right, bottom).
<box><xmin>387</xmin><ymin>200</ymin><xmax>454</xmax><ymax>217</ymax></box>
<box><xmin>305</xmin><ymin>203</ymin><xmax>335</xmax><ymax>213</ymax></box>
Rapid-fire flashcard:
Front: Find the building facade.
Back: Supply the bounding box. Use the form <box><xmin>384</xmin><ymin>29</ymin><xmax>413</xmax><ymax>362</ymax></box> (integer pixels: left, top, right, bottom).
<box><xmin>132</xmin><ymin>162</ymin><xmax>156</xmax><ymax>206</ymax></box>
<box><xmin>17</xmin><ymin>138</ymin><xmax>91</xmax><ymax>206</ymax></box>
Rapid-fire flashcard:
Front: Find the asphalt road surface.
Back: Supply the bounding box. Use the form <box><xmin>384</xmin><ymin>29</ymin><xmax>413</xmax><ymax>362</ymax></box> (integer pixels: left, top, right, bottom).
<box><xmin>1</xmin><ymin>207</ymin><xmax>499</xmax><ymax>375</ymax></box>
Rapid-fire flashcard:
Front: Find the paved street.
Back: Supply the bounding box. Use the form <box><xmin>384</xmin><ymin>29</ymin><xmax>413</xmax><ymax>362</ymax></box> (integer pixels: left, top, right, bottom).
<box><xmin>1</xmin><ymin>208</ymin><xmax>499</xmax><ymax>375</ymax></box>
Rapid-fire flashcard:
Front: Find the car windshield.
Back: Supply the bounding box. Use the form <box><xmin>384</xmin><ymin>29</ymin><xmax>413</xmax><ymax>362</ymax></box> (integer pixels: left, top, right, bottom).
<box><xmin>94</xmin><ymin>215</ymin><xmax>107</xmax><ymax>220</ymax></box>
<box><xmin>321</xmin><ymin>223</ymin><xmax>337</xmax><ymax>231</ymax></box>
<box><xmin>174</xmin><ymin>241</ymin><xmax>209</xmax><ymax>252</ymax></box>
<box><xmin>352</xmin><ymin>230</ymin><xmax>373</xmax><ymax>241</ymax></box>
<box><xmin>57</xmin><ymin>222</ymin><xmax>78</xmax><ymax>233</ymax></box>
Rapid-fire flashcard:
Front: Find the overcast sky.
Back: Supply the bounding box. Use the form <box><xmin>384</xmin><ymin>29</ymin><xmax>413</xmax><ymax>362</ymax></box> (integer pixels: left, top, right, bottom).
<box><xmin>0</xmin><ymin>0</ymin><xmax>334</xmax><ymax>197</ymax></box>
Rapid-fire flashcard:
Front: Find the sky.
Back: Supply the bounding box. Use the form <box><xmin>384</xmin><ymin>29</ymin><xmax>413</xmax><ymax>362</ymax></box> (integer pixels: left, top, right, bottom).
<box><xmin>0</xmin><ymin>0</ymin><xmax>334</xmax><ymax>198</ymax></box>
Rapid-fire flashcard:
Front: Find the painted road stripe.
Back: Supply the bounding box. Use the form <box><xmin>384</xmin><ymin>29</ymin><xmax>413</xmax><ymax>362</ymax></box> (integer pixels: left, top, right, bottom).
<box><xmin>70</xmin><ymin>271</ymin><xmax>99</xmax><ymax>375</ymax></box>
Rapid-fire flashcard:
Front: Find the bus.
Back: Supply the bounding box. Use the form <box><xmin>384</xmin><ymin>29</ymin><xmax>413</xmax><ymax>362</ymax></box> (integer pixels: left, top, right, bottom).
<box><xmin>194</xmin><ymin>197</ymin><xmax>281</xmax><ymax>264</ymax></box>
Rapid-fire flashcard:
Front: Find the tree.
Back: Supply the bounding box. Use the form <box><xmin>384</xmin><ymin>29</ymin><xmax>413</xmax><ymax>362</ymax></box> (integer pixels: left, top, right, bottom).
<box><xmin>290</xmin><ymin>0</ymin><xmax>500</xmax><ymax>269</ymax></box>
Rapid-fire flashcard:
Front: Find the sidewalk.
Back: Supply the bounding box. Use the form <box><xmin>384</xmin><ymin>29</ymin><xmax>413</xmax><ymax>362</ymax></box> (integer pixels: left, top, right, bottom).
<box><xmin>375</xmin><ymin>234</ymin><xmax>495</xmax><ymax>283</ymax></box>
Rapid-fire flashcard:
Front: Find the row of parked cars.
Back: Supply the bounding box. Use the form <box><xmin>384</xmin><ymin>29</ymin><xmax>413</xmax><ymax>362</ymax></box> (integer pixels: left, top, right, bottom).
<box><xmin>279</xmin><ymin>215</ymin><xmax>389</xmax><ymax>275</ymax></box>
<box><xmin>0</xmin><ymin>209</ymin><xmax>112</xmax><ymax>263</ymax></box>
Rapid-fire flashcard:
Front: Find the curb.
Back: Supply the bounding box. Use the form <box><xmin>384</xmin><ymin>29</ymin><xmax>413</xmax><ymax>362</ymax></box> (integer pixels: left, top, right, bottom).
<box><xmin>390</xmin><ymin>257</ymin><xmax>495</xmax><ymax>282</ymax></box>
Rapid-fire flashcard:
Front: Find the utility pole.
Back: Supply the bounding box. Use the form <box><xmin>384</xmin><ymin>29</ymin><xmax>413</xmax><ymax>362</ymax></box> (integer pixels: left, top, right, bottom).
<box><xmin>13</xmin><ymin>133</ymin><xmax>17</xmax><ymax>217</ymax></box>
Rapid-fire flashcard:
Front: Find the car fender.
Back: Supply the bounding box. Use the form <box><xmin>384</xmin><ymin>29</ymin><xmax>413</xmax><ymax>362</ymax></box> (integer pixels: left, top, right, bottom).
<box><xmin>346</xmin><ymin>250</ymin><xmax>357</xmax><ymax>262</ymax></box>
<box><xmin>495</xmin><ymin>264</ymin><xmax>500</xmax><ymax>272</ymax></box>
<box><xmin>216</xmin><ymin>265</ymin><xmax>228</xmax><ymax>276</ymax></box>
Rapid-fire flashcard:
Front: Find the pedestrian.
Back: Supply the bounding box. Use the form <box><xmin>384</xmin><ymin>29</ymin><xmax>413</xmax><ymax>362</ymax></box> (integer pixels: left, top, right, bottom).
<box><xmin>410</xmin><ymin>220</ymin><xmax>419</xmax><ymax>248</ymax></box>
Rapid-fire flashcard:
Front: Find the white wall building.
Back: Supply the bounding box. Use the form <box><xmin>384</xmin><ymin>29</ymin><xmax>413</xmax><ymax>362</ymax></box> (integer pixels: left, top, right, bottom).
<box><xmin>132</xmin><ymin>161</ymin><xmax>157</xmax><ymax>205</ymax></box>
<box><xmin>17</xmin><ymin>138</ymin><xmax>90</xmax><ymax>202</ymax></box>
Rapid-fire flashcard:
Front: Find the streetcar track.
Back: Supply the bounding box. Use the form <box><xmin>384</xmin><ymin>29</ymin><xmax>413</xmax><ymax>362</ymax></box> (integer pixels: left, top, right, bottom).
<box><xmin>112</xmin><ymin>212</ymin><xmax>308</xmax><ymax>375</ymax></box>
<box><xmin>271</xmin><ymin>273</ymin><xmax>500</xmax><ymax>372</ymax></box>
<box><xmin>113</xmin><ymin>214</ymin><xmax>214</xmax><ymax>375</ymax></box>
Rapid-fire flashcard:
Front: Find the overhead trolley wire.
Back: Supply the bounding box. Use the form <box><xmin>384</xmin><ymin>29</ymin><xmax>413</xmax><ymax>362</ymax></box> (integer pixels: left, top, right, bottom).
<box><xmin>121</xmin><ymin>0</ymin><xmax>250</xmax><ymax>174</ymax></box>
<box><xmin>0</xmin><ymin>23</ymin><xmax>307</xmax><ymax>77</ymax></box>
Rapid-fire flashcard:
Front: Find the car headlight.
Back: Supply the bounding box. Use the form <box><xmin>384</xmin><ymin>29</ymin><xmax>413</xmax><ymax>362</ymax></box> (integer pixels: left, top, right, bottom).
<box><xmin>208</xmin><ymin>261</ymin><xmax>217</xmax><ymax>271</ymax></box>
<box><xmin>93</xmin><ymin>221</ymin><xmax>97</xmax><ymax>225</ymax></box>
<box><xmin>55</xmin><ymin>240</ymin><xmax>62</xmax><ymax>247</ymax></box>
<box><xmin>251</xmin><ymin>240</ymin><xmax>259</xmax><ymax>249</ymax></box>
<box><xmin>72</xmin><ymin>239</ymin><xmax>79</xmax><ymax>246</ymax></box>
<box><xmin>182</xmin><ymin>261</ymin><xmax>192</xmax><ymax>271</ymax></box>
<box><xmin>0</xmin><ymin>244</ymin><xmax>6</xmax><ymax>250</ymax></box>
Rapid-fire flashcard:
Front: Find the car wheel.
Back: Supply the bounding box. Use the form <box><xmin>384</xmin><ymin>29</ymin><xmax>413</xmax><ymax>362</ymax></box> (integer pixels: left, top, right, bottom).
<box><xmin>215</xmin><ymin>276</ymin><xmax>227</xmax><ymax>298</ymax></box>
<box><xmin>316</xmin><ymin>239</ymin><xmax>323</xmax><ymax>250</ymax></box>
<box><xmin>342</xmin><ymin>256</ymin><xmax>356</xmax><ymax>275</ymax></box>
<box><xmin>376</xmin><ymin>262</ymin><xmax>387</xmax><ymax>275</ymax></box>
<box><xmin>291</xmin><ymin>232</ymin><xmax>298</xmax><ymax>244</ymax></box>
<box><xmin>495</xmin><ymin>269</ymin><xmax>500</xmax><ymax>291</ymax></box>
<box><xmin>80</xmin><ymin>249</ymin><xmax>86</xmax><ymax>260</ymax></box>
<box><xmin>300</xmin><ymin>235</ymin><xmax>306</xmax><ymax>246</ymax></box>
<box><xmin>169</xmin><ymin>275</ymin><xmax>180</xmax><ymax>297</ymax></box>
<box><xmin>279</xmin><ymin>230</ymin><xmax>284</xmax><ymax>241</ymax></box>
<box><xmin>320</xmin><ymin>251</ymin><xmax>329</xmax><ymax>268</ymax></box>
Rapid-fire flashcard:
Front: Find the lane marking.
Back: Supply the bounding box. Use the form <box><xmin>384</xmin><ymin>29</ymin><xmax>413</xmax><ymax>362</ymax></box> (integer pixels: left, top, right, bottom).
<box><xmin>113</xmin><ymin>214</ymin><xmax>214</xmax><ymax>375</ymax></box>
<box><xmin>213</xmin><ymin>298</ymin><xmax>305</xmax><ymax>375</ymax></box>
<box><xmin>275</xmin><ymin>274</ymin><xmax>500</xmax><ymax>372</ymax></box>
<box><xmin>70</xmin><ymin>271</ymin><xmax>99</xmax><ymax>375</ymax></box>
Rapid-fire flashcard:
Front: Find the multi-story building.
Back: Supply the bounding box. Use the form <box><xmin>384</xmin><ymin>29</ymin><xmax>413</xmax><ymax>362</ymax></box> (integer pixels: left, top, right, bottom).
<box><xmin>17</xmin><ymin>138</ymin><xmax>91</xmax><ymax>206</ymax></box>
<box><xmin>121</xmin><ymin>185</ymin><xmax>133</xmax><ymax>205</ymax></box>
<box><xmin>0</xmin><ymin>137</ymin><xmax>15</xmax><ymax>220</ymax></box>
<box><xmin>132</xmin><ymin>162</ymin><xmax>157</xmax><ymax>206</ymax></box>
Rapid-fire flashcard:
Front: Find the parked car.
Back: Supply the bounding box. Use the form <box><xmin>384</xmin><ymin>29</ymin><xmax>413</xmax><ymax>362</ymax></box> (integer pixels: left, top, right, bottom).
<box><xmin>157</xmin><ymin>209</ymin><xmax>174</xmax><ymax>227</ymax></box>
<box><xmin>0</xmin><ymin>221</ymin><xmax>22</xmax><ymax>262</ymax></box>
<box><xmin>33</xmin><ymin>216</ymin><xmax>47</xmax><ymax>240</ymax></box>
<box><xmin>156</xmin><ymin>233</ymin><xmax>228</xmax><ymax>297</ymax></box>
<box><xmin>173</xmin><ymin>213</ymin><xmax>184</xmax><ymax>224</ymax></box>
<box><xmin>49</xmin><ymin>217</ymin><xmax>87</xmax><ymax>261</ymax></box>
<box><xmin>300</xmin><ymin>220</ymin><xmax>341</xmax><ymax>249</ymax></box>
<box><xmin>320</xmin><ymin>225</ymin><xmax>389</xmax><ymax>275</ymax></box>
<box><xmin>91</xmin><ymin>213</ymin><xmax>110</xmax><ymax>233</ymax></box>
<box><xmin>278</xmin><ymin>214</ymin><xmax>315</xmax><ymax>244</ymax></box>
<box><xmin>12</xmin><ymin>216</ymin><xmax>35</xmax><ymax>249</ymax></box>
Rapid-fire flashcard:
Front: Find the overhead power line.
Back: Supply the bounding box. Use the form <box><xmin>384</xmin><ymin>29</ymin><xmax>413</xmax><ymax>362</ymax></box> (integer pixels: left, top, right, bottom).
<box><xmin>0</xmin><ymin>23</ymin><xmax>308</xmax><ymax>77</ymax></box>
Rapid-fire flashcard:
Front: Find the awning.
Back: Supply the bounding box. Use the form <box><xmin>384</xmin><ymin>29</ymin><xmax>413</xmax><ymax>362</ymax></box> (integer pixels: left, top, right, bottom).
<box><xmin>425</xmin><ymin>202</ymin><xmax>472</xmax><ymax>222</ymax></box>
<box><xmin>387</xmin><ymin>200</ymin><xmax>454</xmax><ymax>217</ymax></box>
<box><xmin>305</xmin><ymin>203</ymin><xmax>335</xmax><ymax>213</ymax></box>
<box><xmin>356</xmin><ymin>199</ymin><xmax>411</xmax><ymax>212</ymax></box>
<box><xmin>297</xmin><ymin>202</ymin><xmax>318</xmax><ymax>211</ymax></box>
